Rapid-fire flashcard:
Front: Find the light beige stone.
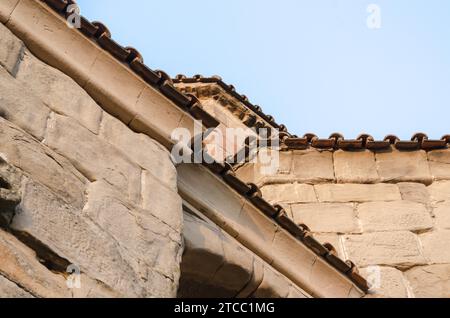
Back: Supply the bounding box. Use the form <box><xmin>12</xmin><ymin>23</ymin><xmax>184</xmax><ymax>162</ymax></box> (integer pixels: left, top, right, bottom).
<box><xmin>142</xmin><ymin>171</ymin><xmax>183</xmax><ymax>231</ymax></box>
<box><xmin>0</xmin><ymin>275</ymin><xmax>33</xmax><ymax>298</ymax></box>
<box><xmin>428</xmin><ymin>149</ymin><xmax>450</xmax><ymax>164</ymax></box>
<box><xmin>334</xmin><ymin>150</ymin><xmax>379</xmax><ymax>184</ymax></box>
<box><xmin>261</xmin><ymin>183</ymin><xmax>317</xmax><ymax>204</ymax></box>
<box><xmin>11</xmin><ymin>180</ymin><xmax>149</xmax><ymax>297</ymax></box>
<box><xmin>429</xmin><ymin>162</ymin><xmax>450</xmax><ymax>181</ymax></box>
<box><xmin>419</xmin><ymin>230</ymin><xmax>450</xmax><ymax>264</ymax></box>
<box><xmin>398</xmin><ymin>182</ymin><xmax>430</xmax><ymax>204</ymax></box>
<box><xmin>85</xmin><ymin>181</ymin><xmax>182</xmax><ymax>291</ymax></box>
<box><xmin>292</xmin><ymin>149</ymin><xmax>335</xmax><ymax>183</ymax></box>
<box><xmin>360</xmin><ymin>266</ymin><xmax>409</xmax><ymax>298</ymax></box>
<box><xmin>16</xmin><ymin>50</ymin><xmax>102</xmax><ymax>134</ymax></box>
<box><xmin>427</xmin><ymin>144</ymin><xmax>450</xmax><ymax>181</ymax></box>
<box><xmin>0</xmin><ymin>67</ymin><xmax>50</xmax><ymax>140</ymax></box>
<box><xmin>428</xmin><ymin>181</ymin><xmax>450</xmax><ymax>202</ymax></box>
<box><xmin>376</xmin><ymin>150</ymin><xmax>432</xmax><ymax>185</ymax></box>
<box><xmin>0</xmin><ymin>0</ymin><xmax>19</xmax><ymax>23</ymax></box>
<box><xmin>434</xmin><ymin>202</ymin><xmax>450</xmax><ymax>229</ymax></box>
<box><xmin>287</xmin><ymin>285</ymin><xmax>309</xmax><ymax>298</ymax></box>
<box><xmin>291</xmin><ymin>203</ymin><xmax>360</xmax><ymax>234</ymax></box>
<box><xmin>405</xmin><ymin>264</ymin><xmax>450</xmax><ymax>298</ymax></box>
<box><xmin>315</xmin><ymin>184</ymin><xmax>401</xmax><ymax>203</ymax></box>
<box><xmin>0</xmin><ymin>118</ymin><xmax>87</xmax><ymax>209</ymax></box>
<box><xmin>44</xmin><ymin>113</ymin><xmax>141</xmax><ymax>203</ymax></box>
<box><xmin>343</xmin><ymin>232</ymin><xmax>426</xmax><ymax>269</ymax></box>
<box><xmin>0</xmin><ymin>21</ymin><xmax>24</xmax><ymax>75</ymax></box>
<box><xmin>100</xmin><ymin>113</ymin><xmax>177</xmax><ymax>190</ymax></box>
<box><xmin>358</xmin><ymin>201</ymin><xmax>433</xmax><ymax>232</ymax></box>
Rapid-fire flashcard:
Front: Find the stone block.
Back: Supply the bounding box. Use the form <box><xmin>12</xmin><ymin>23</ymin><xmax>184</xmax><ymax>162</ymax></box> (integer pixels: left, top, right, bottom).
<box><xmin>398</xmin><ymin>182</ymin><xmax>430</xmax><ymax>204</ymax></box>
<box><xmin>434</xmin><ymin>202</ymin><xmax>450</xmax><ymax>229</ymax></box>
<box><xmin>0</xmin><ymin>21</ymin><xmax>24</xmax><ymax>75</ymax></box>
<box><xmin>261</xmin><ymin>183</ymin><xmax>317</xmax><ymax>204</ymax></box>
<box><xmin>360</xmin><ymin>266</ymin><xmax>409</xmax><ymax>298</ymax></box>
<box><xmin>0</xmin><ymin>67</ymin><xmax>49</xmax><ymax>140</ymax></box>
<box><xmin>0</xmin><ymin>118</ymin><xmax>87</xmax><ymax>209</ymax></box>
<box><xmin>291</xmin><ymin>203</ymin><xmax>360</xmax><ymax>234</ymax></box>
<box><xmin>44</xmin><ymin>114</ymin><xmax>141</xmax><ymax>203</ymax></box>
<box><xmin>100</xmin><ymin>113</ymin><xmax>177</xmax><ymax>190</ymax></box>
<box><xmin>142</xmin><ymin>171</ymin><xmax>183</xmax><ymax>231</ymax></box>
<box><xmin>343</xmin><ymin>232</ymin><xmax>426</xmax><ymax>269</ymax></box>
<box><xmin>428</xmin><ymin>149</ymin><xmax>450</xmax><ymax>164</ymax></box>
<box><xmin>292</xmin><ymin>149</ymin><xmax>335</xmax><ymax>183</ymax></box>
<box><xmin>0</xmin><ymin>0</ymin><xmax>20</xmax><ymax>23</ymax></box>
<box><xmin>315</xmin><ymin>184</ymin><xmax>401</xmax><ymax>203</ymax></box>
<box><xmin>334</xmin><ymin>150</ymin><xmax>379</xmax><ymax>184</ymax></box>
<box><xmin>427</xmin><ymin>148</ymin><xmax>450</xmax><ymax>180</ymax></box>
<box><xmin>376</xmin><ymin>150</ymin><xmax>432</xmax><ymax>185</ymax></box>
<box><xmin>16</xmin><ymin>51</ymin><xmax>102</xmax><ymax>134</ymax></box>
<box><xmin>358</xmin><ymin>201</ymin><xmax>433</xmax><ymax>232</ymax></box>
<box><xmin>428</xmin><ymin>181</ymin><xmax>450</xmax><ymax>202</ymax></box>
<box><xmin>85</xmin><ymin>181</ymin><xmax>182</xmax><ymax>286</ymax></box>
<box><xmin>11</xmin><ymin>180</ymin><xmax>149</xmax><ymax>297</ymax></box>
<box><xmin>405</xmin><ymin>264</ymin><xmax>450</xmax><ymax>298</ymax></box>
<box><xmin>419</xmin><ymin>230</ymin><xmax>450</xmax><ymax>264</ymax></box>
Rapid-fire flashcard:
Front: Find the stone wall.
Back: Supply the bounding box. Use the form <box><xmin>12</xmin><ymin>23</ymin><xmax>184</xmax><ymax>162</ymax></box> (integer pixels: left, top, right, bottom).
<box><xmin>236</xmin><ymin>148</ymin><xmax>450</xmax><ymax>298</ymax></box>
<box><xmin>0</xmin><ymin>22</ymin><xmax>183</xmax><ymax>297</ymax></box>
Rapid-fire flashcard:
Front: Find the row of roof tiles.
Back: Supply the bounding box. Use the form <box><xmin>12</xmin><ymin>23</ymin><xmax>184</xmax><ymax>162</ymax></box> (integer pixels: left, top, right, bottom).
<box><xmin>40</xmin><ymin>0</ymin><xmax>368</xmax><ymax>292</ymax></box>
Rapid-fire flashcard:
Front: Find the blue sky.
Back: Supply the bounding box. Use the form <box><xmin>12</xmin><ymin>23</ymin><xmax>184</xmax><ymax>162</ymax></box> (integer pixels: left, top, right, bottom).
<box><xmin>77</xmin><ymin>0</ymin><xmax>450</xmax><ymax>139</ymax></box>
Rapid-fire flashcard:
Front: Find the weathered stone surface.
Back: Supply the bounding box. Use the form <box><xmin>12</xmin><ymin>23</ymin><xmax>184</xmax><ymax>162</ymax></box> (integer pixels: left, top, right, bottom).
<box><xmin>16</xmin><ymin>51</ymin><xmax>102</xmax><ymax>134</ymax></box>
<box><xmin>315</xmin><ymin>184</ymin><xmax>401</xmax><ymax>203</ymax></box>
<box><xmin>45</xmin><ymin>114</ymin><xmax>141</xmax><ymax>203</ymax></box>
<box><xmin>428</xmin><ymin>149</ymin><xmax>450</xmax><ymax>164</ymax></box>
<box><xmin>358</xmin><ymin>201</ymin><xmax>433</xmax><ymax>232</ymax></box>
<box><xmin>0</xmin><ymin>21</ymin><xmax>24</xmax><ymax>75</ymax></box>
<box><xmin>11</xmin><ymin>180</ymin><xmax>152</xmax><ymax>297</ymax></box>
<box><xmin>434</xmin><ymin>202</ymin><xmax>450</xmax><ymax>229</ymax></box>
<box><xmin>427</xmin><ymin>141</ymin><xmax>450</xmax><ymax>181</ymax></box>
<box><xmin>343</xmin><ymin>232</ymin><xmax>426</xmax><ymax>268</ymax></box>
<box><xmin>142</xmin><ymin>171</ymin><xmax>183</xmax><ymax>231</ymax></box>
<box><xmin>292</xmin><ymin>149</ymin><xmax>335</xmax><ymax>183</ymax></box>
<box><xmin>419</xmin><ymin>230</ymin><xmax>450</xmax><ymax>264</ymax></box>
<box><xmin>428</xmin><ymin>181</ymin><xmax>450</xmax><ymax>202</ymax></box>
<box><xmin>0</xmin><ymin>67</ymin><xmax>50</xmax><ymax>140</ymax></box>
<box><xmin>0</xmin><ymin>229</ymin><xmax>71</xmax><ymax>298</ymax></box>
<box><xmin>100</xmin><ymin>113</ymin><xmax>177</xmax><ymax>190</ymax></box>
<box><xmin>334</xmin><ymin>150</ymin><xmax>379</xmax><ymax>184</ymax></box>
<box><xmin>0</xmin><ymin>275</ymin><xmax>33</xmax><ymax>298</ymax></box>
<box><xmin>376</xmin><ymin>150</ymin><xmax>432</xmax><ymax>185</ymax></box>
<box><xmin>429</xmin><ymin>161</ymin><xmax>450</xmax><ymax>181</ymax></box>
<box><xmin>261</xmin><ymin>183</ymin><xmax>317</xmax><ymax>204</ymax></box>
<box><xmin>405</xmin><ymin>264</ymin><xmax>450</xmax><ymax>298</ymax></box>
<box><xmin>291</xmin><ymin>203</ymin><xmax>360</xmax><ymax>234</ymax></box>
<box><xmin>398</xmin><ymin>182</ymin><xmax>430</xmax><ymax>204</ymax></box>
<box><xmin>0</xmin><ymin>118</ymin><xmax>87</xmax><ymax>209</ymax></box>
<box><xmin>84</xmin><ymin>181</ymin><xmax>182</xmax><ymax>293</ymax></box>
<box><xmin>360</xmin><ymin>266</ymin><xmax>409</xmax><ymax>298</ymax></box>
<box><xmin>0</xmin><ymin>1</ymin><xmax>19</xmax><ymax>24</ymax></box>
